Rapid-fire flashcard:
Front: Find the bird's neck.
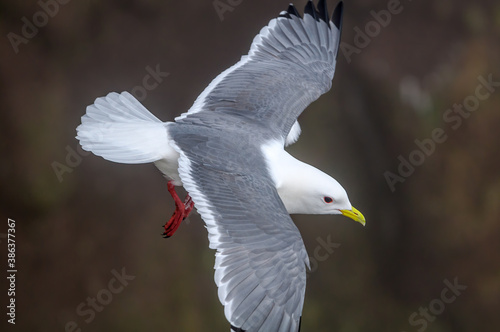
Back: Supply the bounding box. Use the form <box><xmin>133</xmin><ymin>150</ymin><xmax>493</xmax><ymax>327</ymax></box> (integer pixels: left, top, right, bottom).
<box><xmin>261</xmin><ymin>141</ymin><xmax>323</xmax><ymax>214</ymax></box>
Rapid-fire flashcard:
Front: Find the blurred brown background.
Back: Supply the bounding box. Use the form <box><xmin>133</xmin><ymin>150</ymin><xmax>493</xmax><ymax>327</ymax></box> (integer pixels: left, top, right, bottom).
<box><xmin>1</xmin><ymin>0</ymin><xmax>499</xmax><ymax>331</ymax></box>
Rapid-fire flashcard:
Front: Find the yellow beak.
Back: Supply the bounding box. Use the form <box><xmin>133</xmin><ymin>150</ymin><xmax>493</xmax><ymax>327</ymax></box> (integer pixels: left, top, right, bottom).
<box><xmin>340</xmin><ymin>206</ymin><xmax>366</xmax><ymax>226</ymax></box>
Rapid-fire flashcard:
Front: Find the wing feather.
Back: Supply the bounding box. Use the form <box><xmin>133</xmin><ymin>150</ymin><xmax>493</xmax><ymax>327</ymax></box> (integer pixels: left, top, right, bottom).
<box><xmin>167</xmin><ymin>3</ymin><xmax>345</xmax><ymax>331</ymax></box>
<box><xmin>169</xmin><ymin>124</ymin><xmax>308</xmax><ymax>332</ymax></box>
<box><xmin>176</xmin><ymin>1</ymin><xmax>344</xmax><ymax>146</ymax></box>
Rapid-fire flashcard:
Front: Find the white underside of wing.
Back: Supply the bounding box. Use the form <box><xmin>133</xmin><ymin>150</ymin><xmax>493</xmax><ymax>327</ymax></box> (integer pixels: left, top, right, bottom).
<box><xmin>285</xmin><ymin>121</ymin><xmax>301</xmax><ymax>146</ymax></box>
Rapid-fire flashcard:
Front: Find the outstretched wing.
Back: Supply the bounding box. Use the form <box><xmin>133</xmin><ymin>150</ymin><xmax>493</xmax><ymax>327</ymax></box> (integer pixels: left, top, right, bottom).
<box><xmin>176</xmin><ymin>0</ymin><xmax>344</xmax><ymax>146</ymax></box>
<box><xmin>169</xmin><ymin>124</ymin><xmax>309</xmax><ymax>331</ymax></box>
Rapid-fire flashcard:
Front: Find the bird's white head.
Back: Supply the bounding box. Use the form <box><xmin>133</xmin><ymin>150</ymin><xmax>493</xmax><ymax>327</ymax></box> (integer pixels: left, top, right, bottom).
<box><xmin>262</xmin><ymin>142</ymin><xmax>365</xmax><ymax>225</ymax></box>
<box><xmin>302</xmin><ymin>171</ymin><xmax>365</xmax><ymax>226</ymax></box>
<box><xmin>275</xmin><ymin>156</ymin><xmax>365</xmax><ymax>226</ymax></box>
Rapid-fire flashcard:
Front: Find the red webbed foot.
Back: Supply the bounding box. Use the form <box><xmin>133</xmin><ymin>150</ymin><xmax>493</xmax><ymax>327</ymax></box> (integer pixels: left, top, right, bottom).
<box><xmin>162</xmin><ymin>181</ymin><xmax>194</xmax><ymax>238</ymax></box>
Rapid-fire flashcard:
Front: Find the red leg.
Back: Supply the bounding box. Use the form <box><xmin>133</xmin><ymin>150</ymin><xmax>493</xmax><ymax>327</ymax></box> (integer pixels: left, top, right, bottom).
<box><xmin>163</xmin><ymin>181</ymin><xmax>194</xmax><ymax>238</ymax></box>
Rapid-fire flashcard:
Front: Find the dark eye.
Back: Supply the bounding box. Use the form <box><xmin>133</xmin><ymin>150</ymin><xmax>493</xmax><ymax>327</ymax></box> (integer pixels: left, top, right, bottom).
<box><xmin>323</xmin><ymin>197</ymin><xmax>333</xmax><ymax>203</ymax></box>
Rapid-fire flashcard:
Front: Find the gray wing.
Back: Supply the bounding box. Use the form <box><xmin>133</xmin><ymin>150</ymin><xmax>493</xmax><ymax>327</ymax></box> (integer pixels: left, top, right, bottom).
<box><xmin>176</xmin><ymin>1</ymin><xmax>344</xmax><ymax>144</ymax></box>
<box><xmin>169</xmin><ymin>125</ymin><xmax>309</xmax><ymax>331</ymax></box>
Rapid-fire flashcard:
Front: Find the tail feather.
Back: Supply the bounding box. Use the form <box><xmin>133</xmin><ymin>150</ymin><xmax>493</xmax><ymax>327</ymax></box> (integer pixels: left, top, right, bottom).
<box><xmin>76</xmin><ymin>92</ymin><xmax>171</xmax><ymax>164</ymax></box>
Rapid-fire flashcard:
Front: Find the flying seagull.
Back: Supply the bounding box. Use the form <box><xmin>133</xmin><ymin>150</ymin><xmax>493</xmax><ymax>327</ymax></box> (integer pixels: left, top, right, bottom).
<box><xmin>76</xmin><ymin>0</ymin><xmax>365</xmax><ymax>330</ymax></box>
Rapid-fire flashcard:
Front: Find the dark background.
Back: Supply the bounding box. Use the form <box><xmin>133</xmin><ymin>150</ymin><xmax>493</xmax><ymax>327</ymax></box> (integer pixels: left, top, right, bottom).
<box><xmin>1</xmin><ymin>0</ymin><xmax>499</xmax><ymax>331</ymax></box>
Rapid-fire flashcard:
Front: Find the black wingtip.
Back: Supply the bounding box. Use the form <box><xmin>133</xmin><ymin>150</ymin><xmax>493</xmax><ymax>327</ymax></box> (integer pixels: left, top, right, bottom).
<box><xmin>317</xmin><ymin>0</ymin><xmax>329</xmax><ymax>23</ymax></box>
<box><xmin>230</xmin><ymin>325</ymin><xmax>246</xmax><ymax>332</ymax></box>
<box><xmin>332</xmin><ymin>1</ymin><xmax>344</xmax><ymax>59</ymax></box>
<box><xmin>332</xmin><ymin>1</ymin><xmax>344</xmax><ymax>30</ymax></box>
<box><xmin>304</xmin><ymin>0</ymin><xmax>319</xmax><ymax>21</ymax></box>
<box><xmin>287</xmin><ymin>3</ymin><xmax>301</xmax><ymax>18</ymax></box>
